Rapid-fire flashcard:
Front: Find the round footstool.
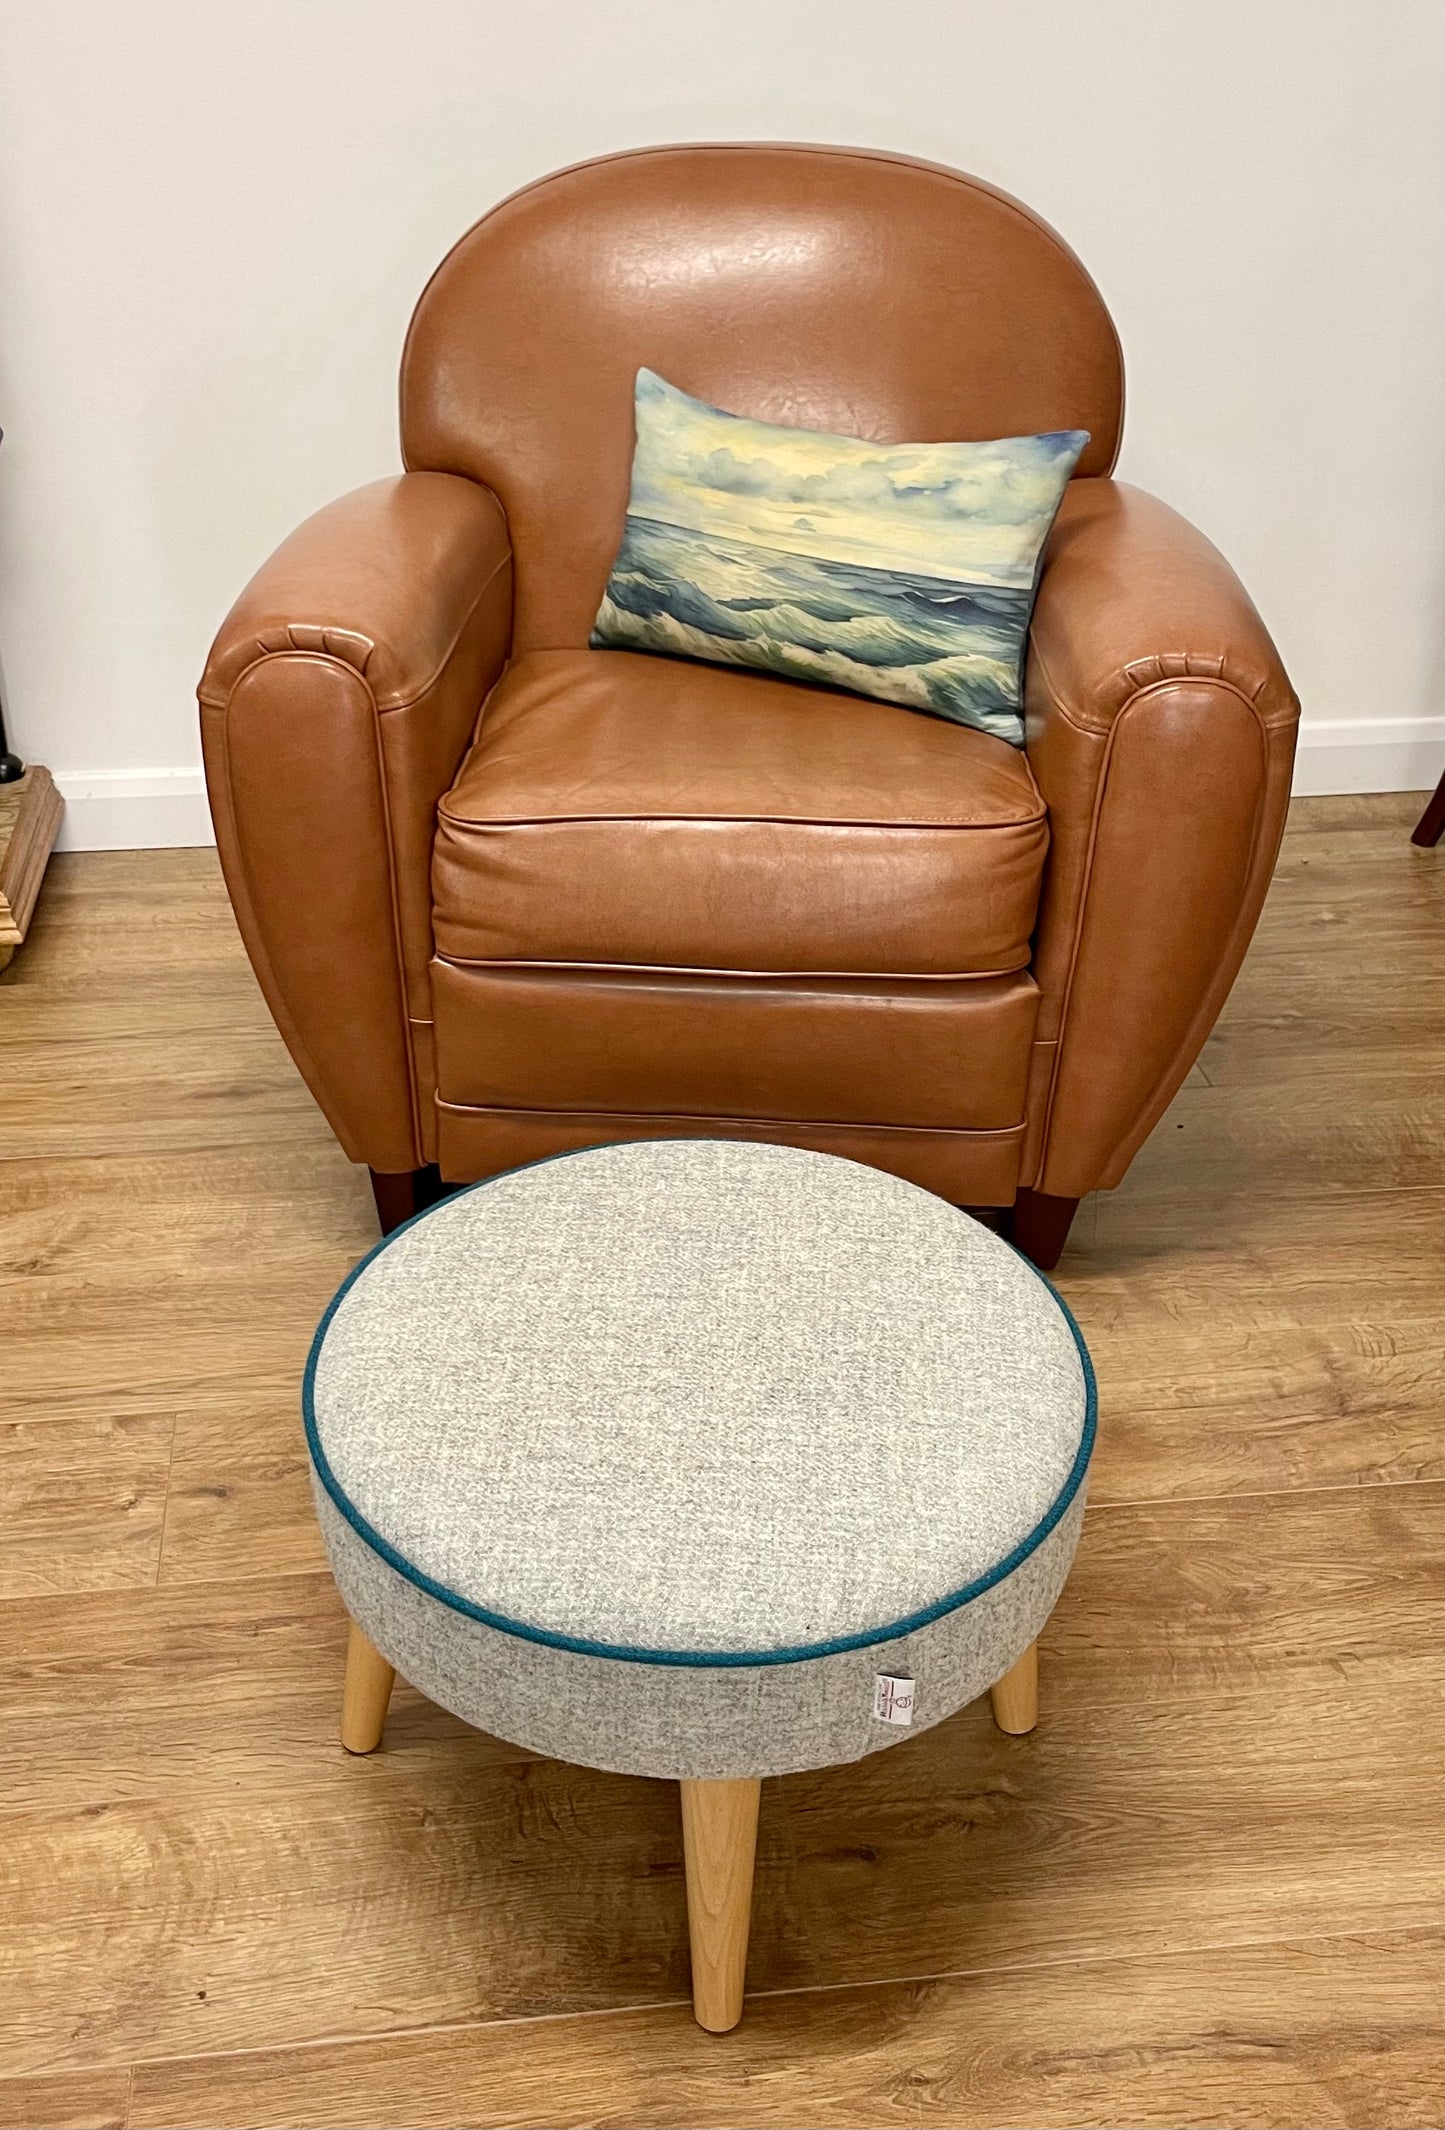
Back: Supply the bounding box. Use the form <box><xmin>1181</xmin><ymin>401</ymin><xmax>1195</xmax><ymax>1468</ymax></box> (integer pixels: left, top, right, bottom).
<box><xmin>305</xmin><ymin>1139</ymin><xmax>1095</xmax><ymax>2031</ymax></box>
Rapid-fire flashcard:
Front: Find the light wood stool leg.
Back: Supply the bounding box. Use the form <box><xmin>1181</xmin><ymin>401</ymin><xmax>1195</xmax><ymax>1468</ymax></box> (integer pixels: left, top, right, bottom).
<box><xmin>990</xmin><ymin>1639</ymin><xmax>1039</xmax><ymax>1735</ymax></box>
<box><xmin>340</xmin><ymin>1621</ymin><xmax>395</xmax><ymax>1754</ymax></box>
<box><xmin>679</xmin><ymin>1776</ymin><xmax>760</xmax><ymax>2032</ymax></box>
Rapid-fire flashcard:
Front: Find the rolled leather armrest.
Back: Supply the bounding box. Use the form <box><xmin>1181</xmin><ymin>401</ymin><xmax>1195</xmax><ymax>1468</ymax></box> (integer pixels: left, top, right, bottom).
<box><xmin>199</xmin><ymin>473</ymin><xmax>512</xmax><ymax>1171</ymax></box>
<box><xmin>1022</xmin><ymin>479</ymin><xmax>1299</xmax><ymax>1198</ymax></box>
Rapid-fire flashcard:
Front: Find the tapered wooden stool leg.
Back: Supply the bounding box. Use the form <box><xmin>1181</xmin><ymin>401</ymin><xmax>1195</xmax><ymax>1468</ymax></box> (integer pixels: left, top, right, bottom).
<box><xmin>340</xmin><ymin>1621</ymin><xmax>395</xmax><ymax>1753</ymax></box>
<box><xmin>990</xmin><ymin>1639</ymin><xmax>1039</xmax><ymax>1734</ymax></box>
<box><xmin>679</xmin><ymin>1777</ymin><xmax>760</xmax><ymax>2032</ymax></box>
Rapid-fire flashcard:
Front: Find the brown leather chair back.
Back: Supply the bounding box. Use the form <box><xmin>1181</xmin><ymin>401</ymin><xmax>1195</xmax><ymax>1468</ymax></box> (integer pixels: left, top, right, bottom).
<box><xmin>400</xmin><ymin>143</ymin><xmax>1124</xmax><ymax>653</ymax></box>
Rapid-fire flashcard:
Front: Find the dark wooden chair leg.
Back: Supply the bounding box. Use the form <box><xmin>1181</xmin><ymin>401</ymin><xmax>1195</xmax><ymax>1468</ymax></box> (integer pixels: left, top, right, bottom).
<box><xmin>1010</xmin><ymin>1188</ymin><xmax>1080</xmax><ymax>1271</ymax></box>
<box><xmin>369</xmin><ymin>1163</ymin><xmax>450</xmax><ymax>1237</ymax></box>
<box><xmin>1411</xmin><ymin>773</ymin><xmax>1445</xmax><ymax>848</ymax></box>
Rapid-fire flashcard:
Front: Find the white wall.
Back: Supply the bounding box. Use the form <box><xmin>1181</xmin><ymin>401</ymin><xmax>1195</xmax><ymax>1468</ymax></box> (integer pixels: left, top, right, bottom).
<box><xmin>0</xmin><ymin>0</ymin><xmax>1442</xmax><ymax>847</ymax></box>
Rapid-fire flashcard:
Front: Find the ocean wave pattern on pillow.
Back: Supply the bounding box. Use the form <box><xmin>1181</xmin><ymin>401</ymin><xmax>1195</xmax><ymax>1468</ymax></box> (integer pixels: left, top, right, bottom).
<box><xmin>591</xmin><ymin>369</ymin><xmax>1088</xmax><ymax>746</ymax></box>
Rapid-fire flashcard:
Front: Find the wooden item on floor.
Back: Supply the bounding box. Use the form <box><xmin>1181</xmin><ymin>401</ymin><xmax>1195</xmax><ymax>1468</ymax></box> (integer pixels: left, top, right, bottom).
<box><xmin>1010</xmin><ymin>1187</ymin><xmax>1081</xmax><ymax>1270</ymax></box>
<box><xmin>370</xmin><ymin>1163</ymin><xmax>453</xmax><ymax>1237</ymax></box>
<box><xmin>337</xmin><ymin>1605</ymin><xmax>767</xmax><ymax>2032</ymax></box>
<box><xmin>0</xmin><ymin>765</ymin><xmax>62</xmax><ymax>972</ymax></box>
<box><xmin>990</xmin><ymin>1638</ymin><xmax>1040</xmax><ymax>1734</ymax></box>
<box><xmin>1411</xmin><ymin>773</ymin><xmax>1445</xmax><ymax>848</ymax></box>
<box><xmin>340</xmin><ymin>1620</ymin><xmax>395</xmax><ymax>1753</ymax></box>
<box><xmin>679</xmin><ymin>1777</ymin><xmax>761</xmax><ymax>2033</ymax></box>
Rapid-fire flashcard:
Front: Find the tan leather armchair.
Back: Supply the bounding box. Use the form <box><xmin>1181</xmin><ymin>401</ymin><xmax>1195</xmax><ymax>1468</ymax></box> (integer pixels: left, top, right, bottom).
<box><xmin>200</xmin><ymin>144</ymin><xmax>1298</xmax><ymax>1267</ymax></box>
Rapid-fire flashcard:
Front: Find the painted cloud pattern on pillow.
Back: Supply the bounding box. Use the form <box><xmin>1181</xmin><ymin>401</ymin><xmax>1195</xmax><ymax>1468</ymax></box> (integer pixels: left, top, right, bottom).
<box><xmin>591</xmin><ymin>369</ymin><xmax>1088</xmax><ymax>745</ymax></box>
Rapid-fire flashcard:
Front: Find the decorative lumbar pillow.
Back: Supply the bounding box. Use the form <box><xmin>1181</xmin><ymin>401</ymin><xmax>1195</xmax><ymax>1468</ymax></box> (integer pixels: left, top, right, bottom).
<box><xmin>590</xmin><ymin>368</ymin><xmax>1088</xmax><ymax>746</ymax></box>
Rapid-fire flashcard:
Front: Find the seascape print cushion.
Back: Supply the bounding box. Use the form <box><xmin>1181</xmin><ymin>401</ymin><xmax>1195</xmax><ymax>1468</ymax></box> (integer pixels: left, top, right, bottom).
<box><xmin>590</xmin><ymin>369</ymin><xmax>1089</xmax><ymax>745</ymax></box>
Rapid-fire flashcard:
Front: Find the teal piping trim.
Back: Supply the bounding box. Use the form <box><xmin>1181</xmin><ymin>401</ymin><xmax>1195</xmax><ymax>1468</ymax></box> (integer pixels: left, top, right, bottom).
<box><xmin>302</xmin><ymin>1143</ymin><xmax>1096</xmax><ymax>1670</ymax></box>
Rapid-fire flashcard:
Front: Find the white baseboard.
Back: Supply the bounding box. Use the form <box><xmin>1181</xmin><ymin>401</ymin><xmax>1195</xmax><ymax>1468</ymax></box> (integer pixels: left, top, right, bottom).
<box><xmin>54</xmin><ymin>769</ymin><xmax>215</xmax><ymax>851</ymax></box>
<box><xmin>1291</xmin><ymin>717</ymin><xmax>1444</xmax><ymax>798</ymax></box>
<box><xmin>44</xmin><ymin>722</ymin><xmax>1445</xmax><ymax>849</ymax></box>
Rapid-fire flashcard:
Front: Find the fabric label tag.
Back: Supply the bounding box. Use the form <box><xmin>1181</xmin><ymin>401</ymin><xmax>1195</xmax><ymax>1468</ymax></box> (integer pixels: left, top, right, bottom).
<box><xmin>872</xmin><ymin>1674</ymin><xmax>915</xmax><ymax>1725</ymax></box>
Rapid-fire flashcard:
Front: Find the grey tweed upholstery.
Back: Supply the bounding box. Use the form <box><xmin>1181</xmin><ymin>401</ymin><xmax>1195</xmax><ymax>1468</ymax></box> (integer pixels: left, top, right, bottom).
<box><xmin>306</xmin><ymin>1140</ymin><xmax>1093</xmax><ymax>1780</ymax></box>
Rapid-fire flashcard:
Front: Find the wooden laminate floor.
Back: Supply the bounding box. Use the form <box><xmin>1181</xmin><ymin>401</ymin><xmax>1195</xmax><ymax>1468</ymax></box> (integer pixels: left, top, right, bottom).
<box><xmin>1</xmin><ymin>793</ymin><xmax>1442</xmax><ymax>2130</ymax></box>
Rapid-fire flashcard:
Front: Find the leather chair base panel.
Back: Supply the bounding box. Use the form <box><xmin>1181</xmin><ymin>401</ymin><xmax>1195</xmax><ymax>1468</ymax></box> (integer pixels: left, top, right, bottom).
<box><xmin>435</xmin><ymin>1103</ymin><xmax>1026</xmax><ymax>1206</ymax></box>
<box><xmin>431</xmin><ymin>961</ymin><xmax>1040</xmax><ymax>1132</ymax></box>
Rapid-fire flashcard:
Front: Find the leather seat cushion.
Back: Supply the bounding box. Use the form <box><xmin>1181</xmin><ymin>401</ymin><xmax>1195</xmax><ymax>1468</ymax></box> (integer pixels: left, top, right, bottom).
<box><xmin>433</xmin><ymin>650</ymin><xmax>1048</xmax><ymax>977</ymax></box>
